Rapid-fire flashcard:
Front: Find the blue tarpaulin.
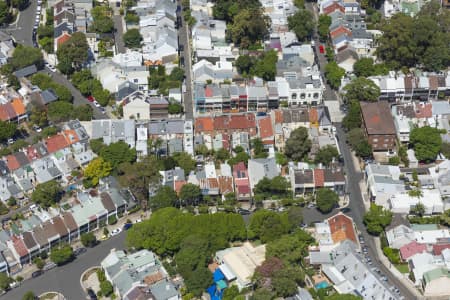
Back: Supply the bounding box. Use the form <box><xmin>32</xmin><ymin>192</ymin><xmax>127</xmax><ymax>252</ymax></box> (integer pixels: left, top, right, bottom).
<box><xmin>213</xmin><ymin>269</ymin><xmax>225</xmax><ymax>282</ymax></box>
<box><xmin>207</xmin><ymin>269</ymin><xmax>227</xmax><ymax>300</ymax></box>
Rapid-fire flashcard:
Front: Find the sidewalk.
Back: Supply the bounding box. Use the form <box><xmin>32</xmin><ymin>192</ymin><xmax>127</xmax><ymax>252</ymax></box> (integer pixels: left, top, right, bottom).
<box><xmin>373</xmin><ymin>237</ymin><xmax>425</xmax><ymax>300</ymax></box>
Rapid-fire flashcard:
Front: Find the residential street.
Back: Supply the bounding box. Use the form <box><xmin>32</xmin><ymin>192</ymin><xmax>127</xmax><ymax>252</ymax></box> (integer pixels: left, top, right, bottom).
<box><xmin>3</xmin><ymin>1</ymin><xmax>37</xmax><ymax>46</ymax></box>
<box><xmin>334</xmin><ymin>124</ymin><xmax>415</xmax><ymax>300</ymax></box>
<box><xmin>113</xmin><ymin>15</ymin><xmax>126</xmax><ymax>54</ymax></box>
<box><xmin>177</xmin><ymin>1</ymin><xmax>194</xmax><ymax>121</ymax></box>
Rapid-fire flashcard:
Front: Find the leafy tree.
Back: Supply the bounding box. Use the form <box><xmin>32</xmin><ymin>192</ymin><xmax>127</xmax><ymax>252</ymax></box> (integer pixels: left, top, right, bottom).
<box><xmin>0</xmin><ymin>2</ymin><xmax>11</xmax><ymax>25</ymax></box>
<box><xmin>173</xmin><ymin>152</ymin><xmax>196</xmax><ymax>175</ymax></box>
<box><xmin>248</xmin><ymin>210</ymin><xmax>290</xmax><ymax>243</ymax></box>
<box><xmin>22</xmin><ymin>291</ymin><xmax>36</xmax><ymax>300</ymax></box>
<box><xmin>266</xmin><ymin>230</ymin><xmax>314</xmax><ymax>264</ymax></box>
<box><xmin>346</xmin><ymin>128</ymin><xmax>365</xmax><ymax>148</ymax></box>
<box><xmin>410</xmin><ymin>126</ymin><xmax>442</xmax><ymax>162</ymax></box>
<box><xmin>72</xmin><ymin>104</ymin><xmax>94</xmax><ymax>121</ymax></box>
<box><xmin>363</xmin><ymin>204</ymin><xmax>393</xmax><ymax>235</ymax></box>
<box><xmin>29</xmin><ymin>106</ymin><xmax>48</xmax><ymax>128</ymax></box>
<box><xmin>325</xmin><ymin>62</ymin><xmax>345</xmax><ymax>90</ymax></box>
<box><xmin>342</xmin><ymin>102</ymin><xmax>362</xmax><ymax>130</ymax></box>
<box><xmin>12</xmin><ymin>0</ymin><xmax>30</xmax><ymax>9</ymax></box>
<box><xmin>228</xmin><ymin>151</ymin><xmax>250</xmax><ymax>167</ymax></box>
<box><xmin>275</xmin><ymin>152</ymin><xmax>288</xmax><ymax>166</ymax></box>
<box><xmin>10</xmin><ymin>44</ymin><xmax>44</xmax><ymax>70</ymax></box>
<box><xmin>123</xmin><ymin>28</ymin><xmax>143</xmax><ymax>48</ymax></box>
<box><xmin>47</xmin><ymin>101</ymin><xmax>73</xmax><ymax>123</ymax></box>
<box><xmin>31</xmin><ymin>180</ymin><xmax>63</xmax><ymax>208</ymax></box>
<box><xmin>223</xmin><ymin>285</ymin><xmax>239</xmax><ymax>300</ymax></box>
<box><xmin>150</xmin><ymin>186</ymin><xmax>178</xmax><ymax>211</ymax></box>
<box><xmin>343</xmin><ymin>77</ymin><xmax>380</xmax><ymax>102</ymax></box>
<box><xmin>227</xmin><ymin>8</ymin><xmax>269</xmax><ymax>48</ymax></box>
<box><xmin>285</xmin><ymin>127</ymin><xmax>311</xmax><ymax>161</ymax></box>
<box><xmin>169</xmin><ymin>67</ymin><xmax>185</xmax><ymax>82</ymax></box>
<box><xmin>254</xmin><ymin>176</ymin><xmax>289</xmax><ymax>199</ymax></box>
<box><xmin>90</xmin><ymin>138</ymin><xmax>105</xmax><ymax>154</ymax></box>
<box><xmin>235</xmin><ymin>55</ymin><xmax>254</xmax><ymax>76</ymax></box>
<box><xmin>92</xmin><ymin>87</ymin><xmax>111</xmax><ymax>107</ymax></box>
<box><xmin>288</xmin><ymin>10</ymin><xmax>315</xmax><ymax>41</ymax></box>
<box><xmin>91</xmin><ymin>6</ymin><xmax>114</xmax><ymax>33</ymax></box>
<box><xmin>100</xmin><ymin>141</ymin><xmax>136</xmax><ymax>168</ymax></box>
<box><xmin>7</xmin><ymin>74</ymin><xmax>20</xmax><ymax>90</ymax></box>
<box><xmin>31</xmin><ymin>74</ymin><xmax>72</xmax><ymax>102</ymax></box>
<box><xmin>0</xmin><ymin>121</ymin><xmax>16</xmax><ymax>142</ymax></box>
<box><xmin>316</xmin><ymin>188</ymin><xmax>338</xmax><ymax>213</ymax></box>
<box><xmin>355</xmin><ymin>140</ymin><xmax>373</xmax><ymax>158</ymax></box>
<box><xmin>80</xmin><ymin>232</ymin><xmax>97</xmax><ymax>247</ymax></box>
<box><xmin>84</xmin><ymin>157</ymin><xmax>112</xmax><ymax>186</ymax></box>
<box><xmin>179</xmin><ymin>183</ymin><xmax>202</xmax><ymax>206</ymax></box>
<box><xmin>7</xmin><ymin>197</ymin><xmax>16</xmax><ymax>207</ymax></box>
<box><xmin>353</xmin><ymin>57</ymin><xmax>388</xmax><ymax>77</ymax></box>
<box><xmin>40</xmin><ymin>126</ymin><xmax>58</xmax><ymax>138</ymax></box>
<box><xmin>0</xmin><ymin>273</ymin><xmax>12</xmax><ymax>291</ymax></box>
<box><xmin>315</xmin><ymin>145</ymin><xmax>339</xmax><ymax>166</ymax></box>
<box><xmin>411</xmin><ymin>202</ymin><xmax>425</xmax><ymax>217</ymax></box>
<box><xmin>253</xmin><ymin>50</ymin><xmax>278</xmax><ymax>81</ymax></box>
<box><xmin>33</xmin><ymin>257</ymin><xmax>45</xmax><ymax>270</ymax></box>
<box><xmin>56</xmin><ymin>32</ymin><xmax>89</xmax><ymax>73</ymax></box>
<box><xmin>100</xmin><ymin>280</ymin><xmax>113</xmax><ymax>296</ymax></box>
<box><xmin>214</xmin><ymin>148</ymin><xmax>230</xmax><ymax>162</ymax></box>
<box><xmin>318</xmin><ymin>15</ymin><xmax>331</xmax><ymax>41</ymax></box>
<box><xmin>168</xmin><ymin>102</ymin><xmax>183</xmax><ymax>114</ymax></box>
<box><xmin>252</xmin><ymin>138</ymin><xmax>267</xmax><ymax>158</ymax></box>
<box><xmin>50</xmin><ymin>244</ymin><xmax>73</xmax><ymax>265</ymax></box>
<box><xmin>272</xmin><ymin>266</ymin><xmax>305</xmax><ymax>297</ymax></box>
<box><xmin>250</xmin><ymin>289</ymin><xmax>274</xmax><ymax>300</ymax></box>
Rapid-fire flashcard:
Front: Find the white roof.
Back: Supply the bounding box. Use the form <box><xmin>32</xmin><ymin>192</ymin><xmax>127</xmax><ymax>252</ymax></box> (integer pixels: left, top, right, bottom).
<box><xmin>389</xmin><ymin>189</ymin><xmax>443</xmax><ymax>215</ymax></box>
<box><xmin>219</xmin><ymin>264</ymin><xmax>236</xmax><ymax>281</ymax></box>
<box><xmin>414</xmin><ymin>229</ymin><xmax>450</xmax><ymax>244</ymax></box>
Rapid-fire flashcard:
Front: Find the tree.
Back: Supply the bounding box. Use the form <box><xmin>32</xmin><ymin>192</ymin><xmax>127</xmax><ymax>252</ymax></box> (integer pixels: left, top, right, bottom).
<box><xmin>315</xmin><ymin>145</ymin><xmax>339</xmax><ymax>166</ymax></box>
<box><xmin>252</xmin><ymin>138</ymin><xmax>268</xmax><ymax>158</ymax></box>
<box><xmin>227</xmin><ymin>8</ymin><xmax>269</xmax><ymax>48</ymax></box>
<box><xmin>123</xmin><ymin>28</ymin><xmax>143</xmax><ymax>48</ymax></box>
<box><xmin>253</xmin><ymin>50</ymin><xmax>278</xmax><ymax>81</ymax></box>
<box><xmin>325</xmin><ymin>62</ymin><xmax>345</xmax><ymax>90</ymax></box>
<box><xmin>266</xmin><ymin>230</ymin><xmax>314</xmax><ymax>265</ymax></box>
<box><xmin>288</xmin><ymin>10</ymin><xmax>315</xmax><ymax>41</ymax></box>
<box><xmin>7</xmin><ymin>197</ymin><xmax>16</xmax><ymax>207</ymax></box>
<box><xmin>411</xmin><ymin>202</ymin><xmax>425</xmax><ymax>217</ymax></box>
<box><xmin>72</xmin><ymin>104</ymin><xmax>94</xmax><ymax>121</ymax></box>
<box><xmin>50</xmin><ymin>244</ymin><xmax>74</xmax><ymax>265</ymax></box>
<box><xmin>355</xmin><ymin>140</ymin><xmax>373</xmax><ymax>158</ymax></box>
<box><xmin>272</xmin><ymin>266</ymin><xmax>305</xmax><ymax>297</ymax></box>
<box><xmin>22</xmin><ymin>291</ymin><xmax>36</xmax><ymax>300</ymax></box>
<box><xmin>316</xmin><ymin>188</ymin><xmax>338</xmax><ymax>213</ymax></box>
<box><xmin>441</xmin><ymin>142</ymin><xmax>450</xmax><ymax>159</ymax></box>
<box><xmin>250</xmin><ymin>289</ymin><xmax>274</xmax><ymax>300</ymax></box>
<box><xmin>0</xmin><ymin>273</ymin><xmax>12</xmax><ymax>291</ymax></box>
<box><xmin>363</xmin><ymin>204</ymin><xmax>393</xmax><ymax>235</ymax></box>
<box><xmin>91</xmin><ymin>6</ymin><xmax>114</xmax><ymax>33</ymax></box>
<box><xmin>214</xmin><ymin>148</ymin><xmax>230</xmax><ymax>162</ymax></box>
<box><xmin>410</xmin><ymin>126</ymin><xmax>442</xmax><ymax>162</ymax></box>
<box><xmin>90</xmin><ymin>138</ymin><xmax>105</xmax><ymax>154</ymax></box>
<box><xmin>254</xmin><ymin>176</ymin><xmax>289</xmax><ymax>199</ymax></box>
<box><xmin>47</xmin><ymin>101</ymin><xmax>73</xmax><ymax>123</ymax></box>
<box><xmin>0</xmin><ymin>120</ymin><xmax>16</xmax><ymax>142</ymax></box>
<box><xmin>168</xmin><ymin>102</ymin><xmax>183</xmax><ymax>114</ymax></box>
<box><xmin>31</xmin><ymin>180</ymin><xmax>63</xmax><ymax>208</ymax></box>
<box><xmin>318</xmin><ymin>15</ymin><xmax>331</xmax><ymax>41</ymax></box>
<box><xmin>248</xmin><ymin>210</ymin><xmax>290</xmax><ymax>243</ymax></box>
<box><xmin>56</xmin><ymin>32</ymin><xmax>89</xmax><ymax>73</ymax></box>
<box><xmin>169</xmin><ymin>67</ymin><xmax>185</xmax><ymax>82</ymax></box>
<box><xmin>12</xmin><ymin>0</ymin><xmax>30</xmax><ymax>9</ymax></box>
<box><xmin>284</xmin><ymin>127</ymin><xmax>311</xmax><ymax>161</ymax></box>
<box><xmin>80</xmin><ymin>232</ymin><xmax>97</xmax><ymax>247</ymax></box>
<box><xmin>173</xmin><ymin>152</ymin><xmax>196</xmax><ymax>175</ymax></box>
<box><xmin>228</xmin><ymin>151</ymin><xmax>250</xmax><ymax>167</ymax></box>
<box><xmin>92</xmin><ymin>87</ymin><xmax>111</xmax><ymax>107</ymax></box>
<box><xmin>150</xmin><ymin>186</ymin><xmax>178</xmax><ymax>211</ymax></box>
<box><xmin>100</xmin><ymin>141</ymin><xmax>136</xmax><ymax>168</ymax></box>
<box><xmin>343</xmin><ymin>77</ymin><xmax>380</xmax><ymax>102</ymax></box>
<box><xmin>33</xmin><ymin>257</ymin><xmax>45</xmax><ymax>270</ymax></box>
<box><xmin>347</xmin><ymin>128</ymin><xmax>365</xmax><ymax>148</ymax></box>
<box><xmin>10</xmin><ymin>45</ymin><xmax>44</xmax><ymax>70</ymax></box>
<box><xmin>179</xmin><ymin>183</ymin><xmax>202</xmax><ymax>206</ymax></box>
<box><xmin>235</xmin><ymin>55</ymin><xmax>254</xmax><ymax>76</ymax></box>
<box><xmin>29</xmin><ymin>106</ymin><xmax>48</xmax><ymax>128</ymax></box>
<box><xmin>84</xmin><ymin>157</ymin><xmax>112</xmax><ymax>186</ymax></box>
<box><xmin>100</xmin><ymin>280</ymin><xmax>113</xmax><ymax>296</ymax></box>
<box><xmin>353</xmin><ymin>57</ymin><xmax>388</xmax><ymax>77</ymax></box>
<box><xmin>0</xmin><ymin>2</ymin><xmax>11</xmax><ymax>25</ymax></box>
<box><xmin>7</xmin><ymin>74</ymin><xmax>20</xmax><ymax>90</ymax></box>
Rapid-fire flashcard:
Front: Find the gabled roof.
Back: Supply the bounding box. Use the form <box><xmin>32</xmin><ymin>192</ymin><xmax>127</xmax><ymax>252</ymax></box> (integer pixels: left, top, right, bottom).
<box><xmin>314</xmin><ymin>169</ymin><xmax>324</xmax><ymax>187</ymax></box>
<box><xmin>45</xmin><ymin>134</ymin><xmax>70</xmax><ymax>153</ymax></box>
<box><xmin>51</xmin><ymin>216</ymin><xmax>69</xmax><ymax>237</ymax></box>
<box><xmin>327</xmin><ymin>213</ymin><xmax>357</xmax><ymax>244</ymax></box>
<box><xmin>11</xmin><ymin>98</ymin><xmax>25</xmax><ymax>116</ymax></box>
<box><xmin>195</xmin><ymin>117</ymin><xmax>214</xmax><ymax>132</ymax></box>
<box><xmin>56</xmin><ymin>32</ymin><xmax>71</xmax><ymax>45</ymax></box>
<box><xmin>12</xmin><ymin>235</ymin><xmax>28</xmax><ymax>257</ymax></box>
<box><xmin>61</xmin><ymin>211</ymin><xmax>78</xmax><ymax>232</ymax></box>
<box><xmin>361</xmin><ymin>102</ymin><xmax>396</xmax><ymax>135</ymax></box>
<box><xmin>400</xmin><ymin>240</ymin><xmax>427</xmax><ymax>260</ymax></box>
<box><xmin>22</xmin><ymin>231</ymin><xmax>37</xmax><ymax>250</ymax></box>
<box><xmin>100</xmin><ymin>192</ymin><xmax>116</xmax><ymax>213</ymax></box>
<box><xmin>432</xmin><ymin>243</ymin><xmax>450</xmax><ymax>256</ymax></box>
<box><xmin>258</xmin><ymin>116</ymin><xmax>274</xmax><ymax>139</ymax></box>
<box><xmin>13</xmin><ymin>65</ymin><xmax>37</xmax><ymax>78</ymax></box>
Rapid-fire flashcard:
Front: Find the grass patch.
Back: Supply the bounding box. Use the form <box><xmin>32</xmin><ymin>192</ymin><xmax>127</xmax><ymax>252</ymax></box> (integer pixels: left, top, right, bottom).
<box><xmin>82</xmin><ymin>267</ymin><xmax>100</xmax><ymax>281</ymax></box>
<box><xmin>395</xmin><ymin>264</ymin><xmax>409</xmax><ymax>273</ymax></box>
<box><xmin>39</xmin><ymin>292</ymin><xmax>58</xmax><ymax>300</ymax></box>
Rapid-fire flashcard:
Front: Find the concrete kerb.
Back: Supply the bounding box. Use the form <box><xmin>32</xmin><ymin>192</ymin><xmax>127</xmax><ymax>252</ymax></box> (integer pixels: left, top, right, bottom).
<box><xmin>80</xmin><ymin>266</ymin><xmax>101</xmax><ymax>292</ymax></box>
<box><xmin>38</xmin><ymin>291</ymin><xmax>66</xmax><ymax>300</ymax></box>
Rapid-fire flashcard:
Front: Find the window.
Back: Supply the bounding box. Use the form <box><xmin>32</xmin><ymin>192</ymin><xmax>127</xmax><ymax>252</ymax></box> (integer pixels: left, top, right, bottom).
<box><xmin>373</xmin><ymin>138</ymin><xmax>378</xmax><ymax>142</ymax></box>
<box><xmin>300</xmin><ymin>93</ymin><xmax>306</xmax><ymax>99</ymax></box>
<box><xmin>292</xmin><ymin>93</ymin><xmax>297</xmax><ymax>99</ymax></box>
<box><xmin>133</xmin><ymin>79</ymin><xmax>138</xmax><ymax>83</ymax></box>
<box><xmin>313</xmin><ymin>93</ymin><xmax>319</xmax><ymax>99</ymax></box>
<box><xmin>137</xmin><ymin>113</ymin><xmax>140</xmax><ymax>119</ymax></box>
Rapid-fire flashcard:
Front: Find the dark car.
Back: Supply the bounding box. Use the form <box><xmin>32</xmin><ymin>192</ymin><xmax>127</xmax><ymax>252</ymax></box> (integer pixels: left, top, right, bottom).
<box><xmin>123</xmin><ymin>223</ymin><xmax>133</xmax><ymax>230</ymax></box>
<box><xmin>87</xmin><ymin>288</ymin><xmax>97</xmax><ymax>300</ymax></box>
<box><xmin>237</xmin><ymin>209</ymin><xmax>251</xmax><ymax>215</ymax></box>
<box><xmin>74</xmin><ymin>247</ymin><xmax>87</xmax><ymax>256</ymax></box>
<box><xmin>32</xmin><ymin>270</ymin><xmax>43</xmax><ymax>278</ymax></box>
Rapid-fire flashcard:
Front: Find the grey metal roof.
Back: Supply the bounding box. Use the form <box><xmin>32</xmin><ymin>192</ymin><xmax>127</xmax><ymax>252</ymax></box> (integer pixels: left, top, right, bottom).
<box><xmin>41</xmin><ymin>89</ymin><xmax>58</xmax><ymax>104</ymax></box>
<box><xmin>13</xmin><ymin>65</ymin><xmax>37</xmax><ymax>78</ymax></box>
<box><xmin>150</xmin><ymin>280</ymin><xmax>179</xmax><ymax>300</ymax></box>
<box><xmin>116</xmin><ymin>81</ymin><xmax>139</xmax><ymax>101</ymax></box>
<box><xmin>54</xmin><ymin>21</ymin><xmax>73</xmax><ymax>38</ymax></box>
<box><xmin>149</xmin><ymin>120</ymin><xmax>185</xmax><ymax>135</ymax></box>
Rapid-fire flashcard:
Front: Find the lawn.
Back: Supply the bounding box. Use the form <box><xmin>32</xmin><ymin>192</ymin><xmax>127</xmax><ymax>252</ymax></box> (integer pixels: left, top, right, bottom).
<box><xmin>395</xmin><ymin>264</ymin><xmax>409</xmax><ymax>273</ymax></box>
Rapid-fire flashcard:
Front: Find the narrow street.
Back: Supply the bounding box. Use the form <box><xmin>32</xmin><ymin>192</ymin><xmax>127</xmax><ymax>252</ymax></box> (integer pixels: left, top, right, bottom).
<box><xmin>113</xmin><ymin>15</ymin><xmax>126</xmax><ymax>54</ymax></box>
<box><xmin>4</xmin><ymin>1</ymin><xmax>37</xmax><ymax>46</ymax></box>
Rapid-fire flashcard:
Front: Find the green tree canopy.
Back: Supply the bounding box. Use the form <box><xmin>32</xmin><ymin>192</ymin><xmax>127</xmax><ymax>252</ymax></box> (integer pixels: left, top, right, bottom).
<box><xmin>326</xmin><ymin>294</ymin><xmax>362</xmax><ymax>300</ymax></box>
<box><xmin>342</xmin><ymin>101</ymin><xmax>362</xmax><ymax>130</ymax></box>
<box><xmin>288</xmin><ymin>10</ymin><xmax>315</xmax><ymax>41</ymax></box>
<box><xmin>80</xmin><ymin>232</ymin><xmax>97</xmax><ymax>247</ymax></box>
<box><xmin>0</xmin><ymin>273</ymin><xmax>12</xmax><ymax>291</ymax></box>
<box><xmin>227</xmin><ymin>8</ymin><xmax>269</xmax><ymax>48</ymax></box>
<box><xmin>353</xmin><ymin>57</ymin><xmax>389</xmax><ymax>77</ymax></box>
<box><xmin>0</xmin><ymin>2</ymin><xmax>12</xmax><ymax>25</ymax></box>
<box><xmin>363</xmin><ymin>204</ymin><xmax>393</xmax><ymax>235</ymax></box>
<box><xmin>123</xmin><ymin>28</ymin><xmax>143</xmax><ymax>48</ymax></box>
<box><xmin>22</xmin><ymin>291</ymin><xmax>36</xmax><ymax>300</ymax></box>
<box><xmin>10</xmin><ymin>44</ymin><xmax>44</xmax><ymax>70</ymax></box>
<box><xmin>318</xmin><ymin>15</ymin><xmax>331</xmax><ymax>41</ymax></box>
<box><xmin>84</xmin><ymin>157</ymin><xmax>112</xmax><ymax>186</ymax></box>
<box><xmin>410</xmin><ymin>126</ymin><xmax>442</xmax><ymax>162</ymax></box>
<box><xmin>254</xmin><ymin>176</ymin><xmax>289</xmax><ymax>199</ymax></box>
<box><xmin>316</xmin><ymin>188</ymin><xmax>338</xmax><ymax>213</ymax></box>
<box><xmin>100</xmin><ymin>280</ymin><xmax>113</xmax><ymax>296</ymax></box>
<box><xmin>285</xmin><ymin>127</ymin><xmax>311</xmax><ymax>161</ymax></box>
<box><xmin>343</xmin><ymin>77</ymin><xmax>380</xmax><ymax>102</ymax></box>
<box><xmin>50</xmin><ymin>244</ymin><xmax>74</xmax><ymax>265</ymax></box>
<box><xmin>315</xmin><ymin>145</ymin><xmax>339</xmax><ymax>166</ymax></box>
<box><xmin>47</xmin><ymin>101</ymin><xmax>74</xmax><ymax>123</ymax></box>
<box><xmin>149</xmin><ymin>186</ymin><xmax>178</xmax><ymax>211</ymax></box>
<box><xmin>173</xmin><ymin>152</ymin><xmax>196</xmax><ymax>175</ymax></box>
<box><xmin>248</xmin><ymin>210</ymin><xmax>291</xmax><ymax>243</ymax></box>
<box><xmin>325</xmin><ymin>61</ymin><xmax>345</xmax><ymax>90</ymax></box>
<box><xmin>0</xmin><ymin>121</ymin><xmax>17</xmax><ymax>142</ymax></box>
<box><xmin>179</xmin><ymin>183</ymin><xmax>202</xmax><ymax>206</ymax></box>
<box><xmin>56</xmin><ymin>32</ymin><xmax>89</xmax><ymax>73</ymax></box>
<box><xmin>31</xmin><ymin>180</ymin><xmax>63</xmax><ymax>208</ymax></box>
<box><xmin>91</xmin><ymin>6</ymin><xmax>114</xmax><ymax>33</ymax></box>
<box><xmin>100</xmin><ymin>141</ymin><xmax>136</xmax><ymax>168</ymax></box>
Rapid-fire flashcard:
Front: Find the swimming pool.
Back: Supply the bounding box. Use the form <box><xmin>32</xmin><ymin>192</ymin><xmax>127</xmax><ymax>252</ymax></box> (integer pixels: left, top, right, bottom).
<box><xmin>315</xmin><ymin>281</ymin><xmax>330</xmax><ymax>289</ymax></box>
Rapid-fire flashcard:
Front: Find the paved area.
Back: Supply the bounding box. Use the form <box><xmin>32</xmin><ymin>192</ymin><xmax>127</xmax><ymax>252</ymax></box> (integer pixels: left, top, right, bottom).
<box><xmin>113</xmin><ymin>15</ymin><xmax>126</xmax><ymax>54</ymax></box>
<box><xmin>177</xmin><ymin>0</ymin><xmax>194</xmax><ymax>121</ymax></box>
<box><xmin>3</xmin><ymin>1</ymin><xmax>37</xmax><ymax>46</ymax></box>
<box><xmin>82</xmin><ymin>269</ymin><xmax>101</xmax><ymax>295</ymax></box>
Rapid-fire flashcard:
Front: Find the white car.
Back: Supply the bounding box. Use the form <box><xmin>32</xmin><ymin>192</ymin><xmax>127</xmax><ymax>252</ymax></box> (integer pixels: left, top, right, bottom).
<box><xmin>93</xmin><ymin>101</ymin><xmax>101</xmax><ymax>108</ymax></box>
<box><xmin>134</xmin><ymin>219</ymin><xmax>142</xmax><ymax>223</ymax></box>
<box><xmin>110</xmin><ymin>228</ymin><xmax>122</xmax><ymax>236</ymax></box>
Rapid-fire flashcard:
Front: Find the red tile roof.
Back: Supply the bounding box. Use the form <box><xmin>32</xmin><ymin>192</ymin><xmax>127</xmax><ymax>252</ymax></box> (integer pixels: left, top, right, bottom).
<box><xmin>45</xmin><ymin>134</ymin><xmax>69</xmax><ymax>153</ymax></box>
<box><xmin>195</xmin><ymin>117</ymin><xmax>214</xmax><ymax>132</ymax></box>
<box><xmin>229</xmin><ymin>114</ymin><xmax>256</xmax><ymax>130</ymax></box>
<box><xmin>273</xmin><ymin>110</ymin><xmax>283</xmax><ymax>124</ymax></box>
<box><xmin>11</xmin><ymin>98</ymin><xmax>25</xmax><ymax>116</ymax></box>
<box><xmin>56</xmin><ymin>33</ymin><xmax>71</xmax><ymax>45</ymax></box>
<box><xmin>415</xmin><ymin>103</ymin><xmax>432</xmax><ymax>119</ymax></box>
<box><xmin>400</xmin><ymin>241</ymin><xmax>427</xmax><ymax>260</ymax></box>
<box><xmin>309</xmin><ymin>108</ymin><xmax>319</xmax><ymax>124</ymax></box>
<box><xmin>360</xmin><ymin>102</ymin><xmax>396</xmax><ymax>135</ymax></box>
<box><xmin>63</xmin><ymin>129</ymin><xmax>80</xmax><ymax>145</ymax></box>
<box><xmin>174</xmin><ymin>180</ymin><xmax>186</xmax><ymax>194</ymax></box>
<box><xmin>218</xmin><ymin>176</ymin><xmax>234</xmax><ymax>195</ymax></box>
<box><xmin>258</xmin><ymin>116</ymin><xmax>274</xmax><ymax>139</ymax></box>
<box><xmin>323</xmin><ymin>2</ymin><xmax>345</xmax><ymax>15</ymax></box>
<box><xmin>5</xmin><ymin>154</ymin><xmax>20</xmax><ymax>171</ymax></box>
<box><xmin>12</xmin><ymin>235</ymin><xmax>28</xmax><ymax>257</ymax></box>
<box><xmin>25</xmin><ymin>146</ymin><xmax>41</xmax><ymax>161</ymax></box>
<box><xmin>314</xmin><ymin>169</ymin><xmax>325</xmax><ymax>187</ymax></box>
<box><xmin>330</xmin><ymin>26</ymin><xmax>352</xmax><ymax>40</ymax></box>
<box><xmin>0</xmin><ymin>102</ymin><xmax>16</xmax><ymax>121</ymax></box>
<box><xmin>432</xmin><ymin>243</ymin><xmax>450</xmax><ymax>256</ymax></box>
<box><xmin>328</xmin><ymin>213</ymin><xmax>357</xmax><ymax>244</ymax></box>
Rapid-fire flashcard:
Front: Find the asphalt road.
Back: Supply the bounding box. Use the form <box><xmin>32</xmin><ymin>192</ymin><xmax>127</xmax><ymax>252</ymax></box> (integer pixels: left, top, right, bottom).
<box><xmin>113</xmin><ymin>15</ymin><xmax>126</xmax><ymax>54</ymax></box>
<box><xmin>4</xmin><ymin>1</ymin><xmax>37</xmax><ymax>46</ymax></box>
<box><xmin>335</xmin><ymin>124</ymin><xmax>414</xmax><ymax>300</ymax></box>
<box><xmin>2</xmin><ymin>232</ymin><xmax>126</xmax><ymax>300</ymax></box>
<box><xmin>177</xmin><ymin>1</ymin><xmax>194</xmax><ymax>121</ymax></box>
<box><xmin>43</xmin><ymin>69</ymin><xmax>107</xmax><ymax>120</ymax></box>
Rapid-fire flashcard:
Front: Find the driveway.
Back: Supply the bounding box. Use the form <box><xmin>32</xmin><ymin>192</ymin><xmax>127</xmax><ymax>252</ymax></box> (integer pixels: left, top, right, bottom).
<box><xmin>113</xmin><ymin>15</ymin><xmax>126</xmax><ymax>54</ymax></box>
<box><xmin>4</xmin><ymin>1</ymin><xmax>37</xmax><ymax>46</ymax></box>
<box><xmin>2</xmin><ymin>233</ymin><xmax>126</xmax><ymax>300</ymax></box>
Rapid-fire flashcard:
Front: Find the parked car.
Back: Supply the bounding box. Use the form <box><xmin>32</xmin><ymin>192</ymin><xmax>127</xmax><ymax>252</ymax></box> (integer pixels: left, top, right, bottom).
<box><xmin>237</xmin><ymin>209</ymin><xmax>251</xmax><ymax>215</ymax></box>
<box><xmin>123</xmin><ymin>223</ymin><xmax>133</xmax><ymax>230</ymax></box>
<box><xmin>43</xmin><ymin>262</ymin><xmax>57</xmax><ymax>271</ymax></box>
<box><xmin>32</xmin><ymin>125</ymin><xmax>42</xmax><ymax>133</ymax></box>
<box><xmin>93</xmin><ymin>101</ymin><xmax>101</xmax><ymax>108</ymax></box>
<box><xmin>134</xmin><ymin>218</ymin><xmax>142</xmax><ymax>223</ymax></box>
<box><xmin>87</xmin><ymin>95</ymin><xmax>95</xmax><ymax>102</ymax></box>
<box><xmin>74</xmin><ymin>247</ymin><xmax>87</xmax><ymax>256</ymax></box>
<box><xmin>32</xmin><ymin>270</ymin><xmax>43</xmax><ymax>278</ymax></box>
<box><xmin>86</xmin><ymin>288</ymin><xmax>97</xmax><ymax>300</ymax></box>
<box><xmin>110</xmin><ymin>228</ymin><xmax>122</xmax><ymax>236</ymax></box>
<box><xmin>7</xmin><ymin>138</ymin><xmax>14</xmax><ymax>144</ymax></box>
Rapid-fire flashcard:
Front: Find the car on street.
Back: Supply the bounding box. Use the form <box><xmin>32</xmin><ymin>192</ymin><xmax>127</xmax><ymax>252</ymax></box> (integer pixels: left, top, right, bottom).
<box><xmin>87</xmin><ymin>288</ymin><xmax>97</xmax><ymax>300</ymax></box>
<box><xmin>32</xmin><ymin>270</ymin><xmax>43</xmax><ymax>278</ymax></box>
<box><xmin>300</xmin><ymin>223</ymin><xmax>308</xmax><ymax>228</ymax></box>
<box><xmin>45</xmin><ymin>63</ymin><xmax>56</xmax><ymax>72</ymax></box>
<box><xmin>123</xmin><ymin>223</ymin><xmax>133</xmax><ymax>230</ymax></box>
<box><xmin>87</xmin><ymin>95</ymin><xmax>95</xmax><ymax>102</ymax></box>
<box><xmin>110</xmin><ymin>228</ymin><xmax>122</xmax><ymax>236</ymax></box>
<box><xmin>307</xmin><ymin>203</ymin><xmax>315</xmax><ymax>209</ymax></box>
<box><xmin>74</xmin><ymin>247</ymin><xmax>87</xmax><ymax>256</ymax></box>
<box><xmin>93</xmin><ymin>101</ymin><xmax>101</xmax><ymax>108</ymax></box>
<box><xmin>134</xmin><ymin>218</ymin><xmax>142</xmax><ymax>223</ymax></box>
<box><xmin>43</xmin><ymin>262</ymin><xmax>57</xmax><ymax>271</ymax></box>
<box><xmin>32</xmin><ymin>125</ymin><xmax>42</xmax><ymax>133</ymax></box>
<box><xmin>7</xmin><ymin>138</ymin><xmax>14</xmax><ymax>145</ymax></box>
<box><xmin>99</xmin><ymin>234</ymin><xmax>109</xmax><ymax>241</ymax></box>
<box><xmin>237</xmin><ymin>209</ymin><xmax>251</xmax><ymax>215</ymax></box>
<box><xmin>100</xmin><ymin>107</ymin><xmax>106</xmax><ymax>114</ymax></box>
